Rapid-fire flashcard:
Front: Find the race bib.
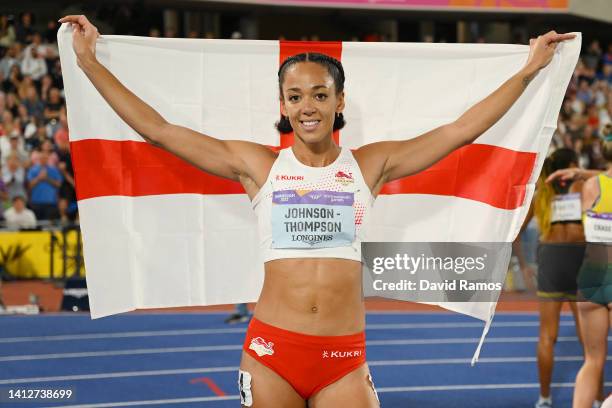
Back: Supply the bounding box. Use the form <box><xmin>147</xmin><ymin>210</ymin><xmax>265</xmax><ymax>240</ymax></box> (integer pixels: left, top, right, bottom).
<box><xmin>271</xmin><ymin>190</ymin><xmax>355</xmax><ymax>248</ymax></box>
<box><xmin>551</xmin><ymin>193</ymin><xmax>582</xmax><ymax>222</ymax></box>
<box><xmin>584</xmin><ymin>211</ymin><xmax>612</xmax><ymax>243</ymax></box>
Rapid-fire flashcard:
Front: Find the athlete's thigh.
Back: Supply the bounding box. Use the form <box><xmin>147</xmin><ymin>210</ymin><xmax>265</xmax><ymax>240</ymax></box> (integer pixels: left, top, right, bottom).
<box><xmin>308</xmin><ymin>363</ymin><xmax>379</xmax><ymax>408</ymax></box>
<box><xmin>239</xmin><ymin>351</ymin><xmax>306</xmax><ymax>408</ymax></box>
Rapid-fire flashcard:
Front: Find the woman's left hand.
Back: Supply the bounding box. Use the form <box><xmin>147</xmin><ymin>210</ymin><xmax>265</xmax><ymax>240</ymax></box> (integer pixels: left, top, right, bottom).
<box><xmin>525</xmin><ymin>31</ymin><xmax>576</xmax><ymax>72</ymax></box>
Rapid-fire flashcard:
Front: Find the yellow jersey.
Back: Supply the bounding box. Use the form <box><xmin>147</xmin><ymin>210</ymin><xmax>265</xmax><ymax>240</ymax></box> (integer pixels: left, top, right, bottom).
<box><xmin>584</xmin><ymin>173</ymin><xmax>612</xmax><ymax>243</ymax></box>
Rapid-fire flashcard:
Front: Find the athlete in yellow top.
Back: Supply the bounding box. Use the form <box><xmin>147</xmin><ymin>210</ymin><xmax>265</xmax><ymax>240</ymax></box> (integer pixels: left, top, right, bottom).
<box><xmin>573</xmin><ymin>129</ymin><xmax>612</xmax><ymax>408</ymax></box>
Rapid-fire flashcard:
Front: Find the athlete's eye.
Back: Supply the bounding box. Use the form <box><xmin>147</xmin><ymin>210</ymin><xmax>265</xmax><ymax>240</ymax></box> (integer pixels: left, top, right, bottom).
<box><xmin>288</xmin><ymin>95</ymin><xmax>300</xmax><ymax>102</ymax></box>
<box><xmin>315</xmin><ymin>93</ymin><xmax>328</xmax><ymax>101</ymax></box>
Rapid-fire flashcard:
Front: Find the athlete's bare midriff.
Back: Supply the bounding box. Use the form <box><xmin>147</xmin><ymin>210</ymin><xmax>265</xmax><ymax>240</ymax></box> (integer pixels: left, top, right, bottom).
<box><xmin>253</xmin><ymin>258</ymin><xmax>366</xmax><ymax>336</ymax></box>
<box><xmin>541</xmin><ymin>223</ymin><xmax>585</xmax><ymax>243</ymax></box>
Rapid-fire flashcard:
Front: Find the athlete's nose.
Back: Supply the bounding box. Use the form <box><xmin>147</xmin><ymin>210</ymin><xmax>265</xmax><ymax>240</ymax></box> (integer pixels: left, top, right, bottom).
<box><xmin>301</xmin><ymin>99</ymin><xmax>316</xmax><ymax>115</ymax></box>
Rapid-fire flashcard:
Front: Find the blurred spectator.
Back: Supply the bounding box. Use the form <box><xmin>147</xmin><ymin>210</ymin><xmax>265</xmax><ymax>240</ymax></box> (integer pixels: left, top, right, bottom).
<box><xmin>583</xmin><ymin>40</ymin><xmax>602</xmax><ymax>71</ymax></box>
<box><xmin>2</xmin><ymin>153</ymin><xmax>27</xmax><ymax>203</ymax></box>
<box><xmin>40</xmin><ymin>74</ymin><xmax>53</xmax><ymax>102</ymax></box>
<box><xmin>50</xmin><ymin>59</ymin><xmax>63</xmax><ymax>90</ymax></box>
<box><xmin>603</xmin><ymin>44</ymin><xmax>612</xmax><ymax>78</ymax></box>
<box><xmin>53</xmin><ymin>107</ymin><xmax>68</xmax><ymax>147</ymax></box>
<box><xmin>56</xmin><ymin>134</ymin><xmax>76</xmax><ymax>222</ymax></box>
<box><xmin>4</xmin><ymin>195</ymin><xmax>36</xmax><ymax>229</ymax></box>
<box><xmin>2</xmin><ymin>134</ymin><xmax>28</xmax><ymax>167</ymax></box>
<box><xmin>0</xmin><ymin>170</ymin><xmax>7</xmax><ymax>207</ymax></box>
<box><xmin>17</xmin><ymin>103</ymin><xmax>31</xmax><ymax>128</ymax></box>
<box><xmin>30</xmin><ymin>139</ymin><xmax>58</xmax><ymax>166</ymax></box>
<box><xmin>0</xmin><ymin>15</ymin><xmax>16</xmax><ymax>49</ymax></box>
<box><xmin>0</xmin><ymin>44</ymin><xmax>18</xmax><ymax>79</ymax></box>
<box><xmin>25</xmin><ymin>32</ymin><xmax>57</xmax><ymax>62</ymax></box>
<box><xmin>15</xmin><ymin>12</ymin><xmax>34</xmax><ymax>44</ymax></box>
<box><xmin>577</xmin><ymin>80</ymin><xmax>593</xmax><ymax>105</ymax></box>
<box><xmin>4</xmin><ymin>92</ymin><xmax>18</xmax><ymax>117</ymax></box>
<box><xmin>594</xmin><ymin>80</ymin><xmax>608</xmax><ymax>108</ymax></box>
<box><xmin>25</xmin><ymin>122</ymin><xmax>48</xmax><ymax>152</ymax></box>
<box><xmin>21</xmin><ymin>47</ymin><xmax>47</xmax><ymax>82</ymax></box>
<box><xmin>23</xmin><ymin>114</ymin><xmax>36</xmax><ymax>141</ymax></box>
<box><xmin>27</xmin><ymin>142</ymin><xmax>62</xmax><ymax>220</ymax></box>
<box><xmin>0</xmin><ymin>110</ymin><xmax>17</xmax><ymax>154</ymax></box>
<box><xmin>44</xmin><ymin>20</ymin><xmax>58</xmax><ymax>45</ymax></box>
<box><xmin>43</xmin><ymin>87</ymin><xmax>62</xmax><ymax>123</ymax></box>
<box><xmin>148</xmin><ymin>28</ymin><xmax>160</xmax><ymax>37</ymax></box>
<box><xmin>586</xmin><ymin>104</ymin><xmax>600</xmax><ymax>129</ymax></box>
<box><xmin>2</xmin><ymin>64</ymin><xmax>21</xmax><ymax>94</ymax></box>
<box><xmin>17</xmin><ymin>74</ymin><xmax>33</xmax><ymax>100</ymax></box>
<box><xmin>23</xmin><ymin>86</ymin><xmax>44</xmax><ymax>120</ymax></box>
<box><xmin>575</xmin><ymin>58</ymin><xmax>596</xmax><ymax>85</ymax></box>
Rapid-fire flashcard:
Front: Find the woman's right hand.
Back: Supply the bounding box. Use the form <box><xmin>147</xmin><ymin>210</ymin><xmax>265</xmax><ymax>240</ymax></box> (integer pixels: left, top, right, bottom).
<box><xmin>58</xmin><ymin>15</ymin><xmax>99</xmax><ymax>68</ymax></box>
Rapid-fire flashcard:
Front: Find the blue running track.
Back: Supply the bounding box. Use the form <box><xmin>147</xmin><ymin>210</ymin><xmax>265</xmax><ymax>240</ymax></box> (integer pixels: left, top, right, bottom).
<box><xmin>0</xmin><ymin>312</ymin><xmax>609</xmax><ymax>407</ymax></box>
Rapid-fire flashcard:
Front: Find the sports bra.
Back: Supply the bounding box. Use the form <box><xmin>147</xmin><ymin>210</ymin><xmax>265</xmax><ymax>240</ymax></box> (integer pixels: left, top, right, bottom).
<box><xmin>252</xmin><ymin>147</ymin><xmax>374</xmax><ymax>262</ymax></box>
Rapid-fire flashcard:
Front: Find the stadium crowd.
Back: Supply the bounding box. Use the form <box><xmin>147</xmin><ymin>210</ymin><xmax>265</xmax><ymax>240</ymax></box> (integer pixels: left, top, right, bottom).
<box><xmin>0</xmin><ymin>11</ymin><xmax>610</xmax><ymax>230</ymax></box>
<box><xmin>0</xmin><ymin>12</ymin><xmax>73</xmax><ymax>228</ymax></box>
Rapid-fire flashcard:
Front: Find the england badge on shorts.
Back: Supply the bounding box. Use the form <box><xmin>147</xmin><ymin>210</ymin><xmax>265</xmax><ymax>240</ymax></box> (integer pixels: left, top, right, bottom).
<box><xmin>249</xmin><ymin>337</ymin><xmax>275</xmax><ymax>357</ymax></box>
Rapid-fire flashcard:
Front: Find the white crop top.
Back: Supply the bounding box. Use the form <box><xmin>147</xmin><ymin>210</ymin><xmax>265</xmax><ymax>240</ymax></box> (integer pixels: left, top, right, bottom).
<box><xmin>252</xmin><ymin>147</ymin><xmax>374</xmax><ymax>262</ymax></box>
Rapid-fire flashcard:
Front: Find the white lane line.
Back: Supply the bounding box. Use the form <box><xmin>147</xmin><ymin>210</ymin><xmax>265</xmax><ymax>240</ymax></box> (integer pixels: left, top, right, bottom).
<box><xmin>368</xmin><ymin>321</ymin><xmax>572</xmax><ymax>329</ymax></box>
<box><xmin>0</xmin><ymin>367</ymin><xmax>239</xmax><ymax>385</ymax></box>
<box><xmin>0</xmin><ymin>345</ymin><xmax>243</xmax><ymax>362</ymax></box>
<box><xmin>378</xmin><ymin>381</ymin><xmax>612</xmax><ymax>393</ymax></box>
<box><xmin>0</xmin><ymin>328</ymin><xmax>247</xmax><ymax>343</ymax></box>
<box><xmin>367</xmin><ymin>336</ymin><xmax>597</xmax><ymax>345</ymax></box>
<box><xmin>1</xmin><ymin>336</ymin><xmax>596</xmax><ymax>362</ymax></box>
<box><xmin>369</xmin><ymin>355</ymin><xmax>612</xmax><ymax>366</ymax></box>
<box><xmin>0</xmin><ymin>321</ymin><xmax>576</xmax><ymax>344</ymax></box>
<box><xmin>43</xmin><ymin>396</ymin><xmax>240</xmax><ymax>408</ymax></box>
<box><xmin>3</xmin><ymin>354</ymin><xmax>605</xmax><ymax>385</ymax></box>
<box><xmin>42</xmin><ymin>381</ymin><xmax>612</xmax><ymax>407</ymax></box>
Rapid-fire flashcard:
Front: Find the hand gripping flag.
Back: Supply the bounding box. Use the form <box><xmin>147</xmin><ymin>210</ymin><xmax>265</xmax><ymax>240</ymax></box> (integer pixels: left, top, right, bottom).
<box><xmin>57</xmin><ymin>25</ymin><xmax>580</xmax><ymax>363</ymax></box>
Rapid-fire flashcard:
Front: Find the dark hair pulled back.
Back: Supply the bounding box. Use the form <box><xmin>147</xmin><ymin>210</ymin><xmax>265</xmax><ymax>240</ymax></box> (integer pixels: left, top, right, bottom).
<box><xmin>275</xmin><ymin>52</ymin><xmax>346</xmax><ymax>134</ymax></box>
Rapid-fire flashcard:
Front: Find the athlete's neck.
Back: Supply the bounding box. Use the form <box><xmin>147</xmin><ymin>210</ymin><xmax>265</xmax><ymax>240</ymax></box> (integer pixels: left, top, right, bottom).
<box><xmin>291</xmin><ymin>139</ymin><xmax>341</xmax><ymax>167</ymax></box>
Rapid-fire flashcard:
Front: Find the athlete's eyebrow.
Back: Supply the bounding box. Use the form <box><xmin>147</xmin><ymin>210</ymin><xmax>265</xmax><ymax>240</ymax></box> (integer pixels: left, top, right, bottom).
<box><xmin>286</xmin><ymin>85</ymin><xmax>330</xmax><ymax>92</ymax></box>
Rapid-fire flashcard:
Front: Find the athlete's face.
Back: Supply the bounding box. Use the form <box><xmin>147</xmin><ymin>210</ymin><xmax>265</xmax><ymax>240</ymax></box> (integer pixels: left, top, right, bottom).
<box><xmin>280</xmin><ymin>62</ymin><xmax>344</xmax><ymax>145</ymax></box>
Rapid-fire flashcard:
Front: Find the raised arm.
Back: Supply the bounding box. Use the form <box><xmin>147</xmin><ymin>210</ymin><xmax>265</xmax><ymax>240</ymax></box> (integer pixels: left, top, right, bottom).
<box><xmin>355</xmin><ymin>31</ymin><xmax>576</xmax><ymax>196</ymax></box>
<box><xmin>546</xmin><ymin>168</ymin><xmax>602</xmax><ymax>184</ymax></box>
<box><xmin>58</xmin><ymin>15</ymin><xmax>275</xmax><ymax>195</ymax></box>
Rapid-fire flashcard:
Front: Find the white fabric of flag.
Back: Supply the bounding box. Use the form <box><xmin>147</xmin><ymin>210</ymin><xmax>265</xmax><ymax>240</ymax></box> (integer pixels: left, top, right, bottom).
<box><xmin>57</xmin><ymin>24</ymin><xmax>580</xmax><ymax>363</ymax></box>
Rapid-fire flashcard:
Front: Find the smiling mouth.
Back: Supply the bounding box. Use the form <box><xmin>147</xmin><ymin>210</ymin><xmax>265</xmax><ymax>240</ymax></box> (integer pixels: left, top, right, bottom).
<box><xmin>300</xmin><ymin>120</ymin><xmax>321</xmax><ymax>131</ymax></box>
